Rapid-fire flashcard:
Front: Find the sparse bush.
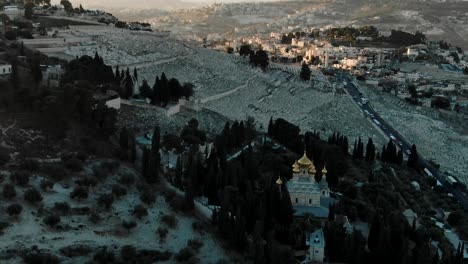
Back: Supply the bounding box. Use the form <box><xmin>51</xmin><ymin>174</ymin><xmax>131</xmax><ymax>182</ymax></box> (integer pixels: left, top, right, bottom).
<box><xmin>64</xmin><ymin>158</ymin><xmax>83</xmax><ymax>172</ymax></box>
<box><xmin>187</xmin><ymin>239</ymin><xmax>204</xmax><ymax>252</ymax></box>
<box><xmin>93</xmin><ymin>247</ymin><xmax>115</xmax><ymax>263</ymax></box>
<box><xmin>120</xmin><ymin>245</ymin><xmax>137</xmax><ymax>262</ymax></box>
<box><xmin>75</xmin><ymin>176</ymin><xmax>98</xmax><ymax>187</ymax></box>
<box><xmin>100</xmin><ymin>160</ymin><xmax>120</xmax><ymax>173</ymax></box>
<box><xmin>53</xmin><ymin>202</ymin><xmax>70</xmax><ymax>215</ymax></box>
<box><xmin>43</xmin><ymin>164</ymin><xmax>67</xmax><ymax>181</ymax></box>
<box><xmin>0</xmin><ymin>147</ymin><xmax>10</xmax><ymax>165</ymax></box>
<box><xmin>3</xmin><ymin>183</ymin><xmax>16</xmax><ymax>199</ymax></box>
<box><xmin>59</xmin><ymin>244</ymin><xmax>92</xmax><ymax>257</ymax></box>
<box><xmin>88</xmin><ymin>210</ymin><xmax>101</xmax><ymax>224</ymax></box>
<box><xmin>122</xmin><ymin>220</ymin><xmax>137</xmax><ymax>233</ymax></box>
<box><xmin>76</xmin><ymin>151</ymin><xmax>88</xmax><ymax>162</ymax></box>
<box><xmin>11</xmin><ymin>170</ymin><xmax>31</xmax><ymax>186</ymax></box>
<box><xmin>70</xmin><ymin>186</ymin><xmax>88</xmax><ymax>200</ymax></box>
<box><xmin>161</xmin><ymin>214</ymin><xmax>178</xmax><ymax>228</ymax></box>
<box><xmin>20</xmin><ymin>159</ymin><xmax>40</xmax><ymax>172</ymax></box>
<box><xmin>24</xmin><ymin>187</ymin><xmax>43</xmax><ymax>204</ymax></box>
<box><xmin>92</xmin><ymin>166</ymin><xmax>108</xmax><ymax>181</ymax></box>
<box><xmin>40</xmin><ymin>179</ymin><xmax>54</xmax><ymax>191</ymax></box>
<box><xmin>43</xmin><ymin>214</ymin><xmax>61</xmax><ymax>227</ymax></box>
<box><xmin>118</xmin><ymin>172</ymin><xmax>135</xmax><ymax>186</ymax></box>
<box><xmin>23</xmin><ymin>253</ymin><xmax>60</xmax><ymax>264</ymax></box>
<box><xmin>174</xmin><ymin>247</ymin><xmax>197</xmax><ymax>263</ymax></box>
<box><xmin>157</xmin><ymin>227</ymin><xmax>168</xmax><ymax>242</ymax></box>
<box><xmin>112</xmin><ymin>184</ymin><xmax>127</xmax><ymax>197</ymax></box>
<box><xmin>132</xmin><ymin>204</ymin><xmax>148</xmax><ymax>219</ymax></box>
<box><xmin>140</xmin><ymin>189</ymin><xmax>156</xmax><ymax>205</ymax></box>
<box><xmin>97</xmin><ymin>193</ymin><xmax>114</xmax><ymax>209</ymax></box>
<box><xmin>192</xmin><ymin>221</ymin><xmax>206</xmax><ymax>234</ymax></box>
<box><xmin>6</xmin><ymin>203</ymin><xmax>22</xmax><ymax>217</ymax></box>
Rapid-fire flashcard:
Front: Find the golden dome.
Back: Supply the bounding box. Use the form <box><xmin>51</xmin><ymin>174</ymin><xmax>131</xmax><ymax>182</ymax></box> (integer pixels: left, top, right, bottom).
<box><xmin>322</xmin><ymin>166</ymin><xmax>328</xmax><ymax>174</ymax></box>
<box><xmin>309</xmin><ymin>163</ymin><xmax>317</xmax><ymax>174</ymax></box>
<box><xmin>276</xmin><ymin>176</ymin><xmax>283</xmax><ymax>185</ymax></box>
<box><xmin>292</xmin><ymin>161</ymin><xmax>300</xmax><ymax>173</ymax></box>
<box><xmin>297</xmin><ymin>151</ymin><xmax>313</xmax><ymax>167</ymax></box>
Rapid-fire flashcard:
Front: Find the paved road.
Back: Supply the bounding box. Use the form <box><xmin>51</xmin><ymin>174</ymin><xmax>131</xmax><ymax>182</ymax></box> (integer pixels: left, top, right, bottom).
<box><xmin>337</xmin><ymin>72</ymin><xmax>468</xmax><ymax>210</ymax></box>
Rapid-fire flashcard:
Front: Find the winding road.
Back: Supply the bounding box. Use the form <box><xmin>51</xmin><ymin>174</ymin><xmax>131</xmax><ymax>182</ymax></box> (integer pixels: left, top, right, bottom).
<box><xmin>338</xmin><ymin>72</ymin><xmax>468</xmax><ymax>210</ymax></box>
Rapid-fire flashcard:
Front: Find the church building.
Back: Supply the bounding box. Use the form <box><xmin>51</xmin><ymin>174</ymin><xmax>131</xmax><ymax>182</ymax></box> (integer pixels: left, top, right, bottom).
<box><xmin>285</xmin><ymin>151</ymin><xmax>333</xmax><ymax>217</ymax></box>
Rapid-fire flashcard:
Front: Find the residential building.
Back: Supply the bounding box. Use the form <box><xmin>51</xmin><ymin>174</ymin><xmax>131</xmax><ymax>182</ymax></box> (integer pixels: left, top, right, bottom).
<box><xmin>306</xmin><ymin>229</ymin><xmax>326</xmax><ymax>263</ymax></box>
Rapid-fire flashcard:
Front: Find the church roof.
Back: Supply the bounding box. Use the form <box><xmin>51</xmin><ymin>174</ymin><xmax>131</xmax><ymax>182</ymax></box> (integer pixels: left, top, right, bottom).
<box><xmin>321</xmin><ymin>166</ymin><xmax>328</xmax><ymax>174</ymax></box>
<box><xmin>297</xmin><ymin>151</ymin><xmax>313</xmax><ymax>167</ymax></box>
<box><xmin>292</xmin><ymin>161</ymin><xmax>300</xmax><ymax>173</ymax></box>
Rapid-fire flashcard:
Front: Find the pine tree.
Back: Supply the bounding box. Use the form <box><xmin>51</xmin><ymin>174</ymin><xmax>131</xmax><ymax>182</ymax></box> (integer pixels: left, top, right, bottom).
<box><xmin>115</xmin><ymin>66</ymin><xmax>120</xmax><ymax>81</ymax></box>
<box><xmin>139</xmin><ymin>80</ymin><xmax>152</xmax><ymax>99</ymax></box>
<box><xmin>299</xmin><ymin>62</ymin><xmax>311</xmax><ymax>81</ymax></box>
<box><xmin>159</xmin><ymin>73</ymin><xmax>169</xmax><ymax>105</ymax></box>
<box><xmin>397</xmin><ymin>150</ymin><xmax>403</xmax><ymax>166</ymax></box>
<box><xmin>174</xmin><ymin>156</ymin><xmax>182</xmax><ymax>188</ymax></box>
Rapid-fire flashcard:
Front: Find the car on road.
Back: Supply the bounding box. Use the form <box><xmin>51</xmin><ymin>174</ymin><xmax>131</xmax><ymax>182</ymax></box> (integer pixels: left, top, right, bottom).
<box><xmin>406</xmin><ymin>149</ymin><xmax>411</xmax><ymax>155</ymax></box>
<box><xmin>397</xmin><ymin>142</ymin><xmax>403</xmax><ymax>146</ymax></box>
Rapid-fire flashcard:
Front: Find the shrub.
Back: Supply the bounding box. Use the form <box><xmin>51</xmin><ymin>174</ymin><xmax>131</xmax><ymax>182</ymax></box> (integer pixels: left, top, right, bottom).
<box><xmin>100</xmin><ymin>160</ymin><xmax>120</xmax><ymax>173</ymax></box>
<box><xmin>43</xmin><ymin>164</ymin><xmax>67</xmax><ymax>181</ymax></box>
<box><xmin>3</xmin><ymin>183</ymin><xmax>16</xmax><ymax>199</ymax></box>
<box><xmin>187</xmin><ymin>239</ymin><xmax>204</xmax><ymax>252</ymax></box>
<box><xmin>92</xmin><ymin>166</ymin><xmax>108</xmax><ymax>181</ymax></box>
<box><xmin>93</xmin><ymin>247</ymin><xmax>115</xmax><ymax>263</ymax></box>
<box><xmin>11</xmin><ymin>170</ymin><xmax>31</xmax><ymax>186</ymax></box>
<box><xmin>174</xmin><ymin>247</ymin><xmax>196</xmax><ymax>263</ymax></box>
<box><xmin>122</xmin><ymin>220</ymin><xmax>137</xmax><ymax>233</ymax></box>
<box><xmin>23</xmin><ymin>253</ymin><xmax>60</xmax><ymax>264</ymax></box>
<box><xmin>132</xmin><ymin>204</ymin><xmax>148</xmax><ymax>219</ymax></box>
<box><xmin>6</xmin><ymin>203</ymin><xmax>22</xmax><ymax>217</ymax></box>
<box><xmin>40</xmin><ymin>179</ymin><xmax>54</xmax><ymax>191</ymax></box>
<box><xmin>59</xmin><ymin>244</ymin><xmax>92</xmax><ymax>257</ymax></box>
<box><xmin>447</xmin><ymin>211</ymin><xmax>463</xmax><ymax>226</ymax></box>
<box><xmin>0</xmin><ymin>147</ymin><xmax>10</xmax><ymax>165</ymax></box>
<box><xmin>88</xmin><ymin>210</ymin><xmax>101</xmax><ymax>224</ymax></box>
<box><xmin>140</xmin><ymin>189</ymin><xmax>156</xmax><ymax>205</ymax></box>
<box><xmin>24</xmin><ymin>187</ymin><xmax>43</xmax><ymax>204</ymax></box>
<box><xmin>64</xmin><ymin>158</ymin><xmax>83</xmax><ymax>172</ymax></box>
<box><xmin>70</xmin><ymin>186</ymin><xmax>88</xmax><ymax>200</ymax></box>
<box><xmin>161</xmin><ymin>214</ymin><xmax>178</xmax><ymax>228</ymax></box>
<box><xmin>120</xmin><ymin>245</ymin><xmax>137</xmax><ymax>262</ymax></box>
<box><xmin>157</xmin><ymin>227</ymin><xmax>168</xmax><ymax>242</ymax></box>
<box><xmin>43</xmin><ymin>214</ymin><xmax>61</xmax><ymax>227</ymax></box>
<box><xmin>76</xmin><ymin>151</ymin><xmax>88</xmax><ymax>162</ymax></box>
<box><xmin>97</xmin><ymin>193</ymin><xmax>114</xmax><ymax>209</ymax></box>
<box><xmin>75</xmin><ymin>176</ymin><xmax>97</xmax><ymax>187</ymax></box>
<box><xmin>20</xmin><ymin>159</ymin><xmax>40</xmax><ymax>172</ymax></box>
<box><xmin>112</xmin><ymin>184</ymin><xmax>127</xmax><ymax>197</ymax></box>
<box><xmin>53</xmin><ymin>202</ymin><xmax>70</xmax><ymax>215</ymax></box>
<box><xmin>118</xmin><ymin>172</ymin><xmax>135</xmax><ymax>186</ymax></box>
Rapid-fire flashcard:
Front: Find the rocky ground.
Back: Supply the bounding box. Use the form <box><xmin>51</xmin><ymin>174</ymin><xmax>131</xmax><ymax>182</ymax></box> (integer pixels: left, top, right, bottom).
<box><xmin>359</xmin><ymin>83</ymin><xmax>468</xmax><ymax>185</ymax></box>
<box><xmin>0</xmin><ymin>160</ymin><xmax>236</xmax><ymax>263</ymax></box>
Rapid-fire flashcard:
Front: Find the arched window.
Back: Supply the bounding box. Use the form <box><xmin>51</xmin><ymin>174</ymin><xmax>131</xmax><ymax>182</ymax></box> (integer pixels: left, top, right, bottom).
<box><xmin>322</xmin><ymin>191</ymin><xmax>325</xmax><ymax>195</ymax></box>
<box><xmin>295</xmin><ymin>198</ymin><xmax>298</xmax><ymax>204</ymax></box>
<box><xmin>309</xmin><ymin>199</ymin><xmax>312</xmax><ymax>204</ymax></box>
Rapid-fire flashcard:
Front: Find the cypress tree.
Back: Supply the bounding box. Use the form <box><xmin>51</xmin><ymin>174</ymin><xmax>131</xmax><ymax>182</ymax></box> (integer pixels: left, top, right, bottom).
<box><xmin>366</xmin><ymin>138</ymin><xmax>376</xmax><ymax>161</ymax></box>
<box><xmin>119</xmin><ymin>127</ymin><xmax>129</xmax><ymax>160</ymax></box>
<box><xmin>407</xmin><ymin>144</ymin><xmax>419</xmax><ymax>168</ymax></box>
<box><xmin>299</xmin><ymin>62</ymin><xmax>311</xmax><ymax>81</ymax></box>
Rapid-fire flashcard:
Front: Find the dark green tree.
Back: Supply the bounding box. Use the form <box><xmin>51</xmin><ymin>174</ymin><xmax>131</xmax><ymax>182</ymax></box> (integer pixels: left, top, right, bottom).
<box><xmin>299</xmin><ymin>62</ymin><xmax>311</xmax><ymax>81</ymax></box>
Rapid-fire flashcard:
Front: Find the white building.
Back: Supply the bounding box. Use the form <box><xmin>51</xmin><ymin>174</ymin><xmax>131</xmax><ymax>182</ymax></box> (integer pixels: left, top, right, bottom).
<box><xmin>287</xmin><ymin>151</ymin><xmax>332</xmax><ymax>218</ymax></box>
<box><xmin>0</xmin><ymin>63</ymin><xmax>12</xmax><ymax>76</ymax></box>
<box><xmin>306</xmin><ymin>229</ymin><xmax>326</xmax><ymax>262</ymax></box>
<box><xmin>2</xmin><ymin>6</ymin><xmax>23</xmax><ymax>20</ymax></box>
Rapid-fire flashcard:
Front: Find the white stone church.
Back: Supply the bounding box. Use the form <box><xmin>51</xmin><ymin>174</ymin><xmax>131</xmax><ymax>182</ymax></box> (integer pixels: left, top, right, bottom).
<box><xmin>283</xmin><ymin>151</ymin><xmax>333</xmax><ymax>217</ymax></box>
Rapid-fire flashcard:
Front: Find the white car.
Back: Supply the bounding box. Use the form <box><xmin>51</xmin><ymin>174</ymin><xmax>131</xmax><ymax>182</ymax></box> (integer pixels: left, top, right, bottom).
<box><xmin>406</xmin><ymin>149</ymin><xmax>411</xmax><ymax>155</ymax></box>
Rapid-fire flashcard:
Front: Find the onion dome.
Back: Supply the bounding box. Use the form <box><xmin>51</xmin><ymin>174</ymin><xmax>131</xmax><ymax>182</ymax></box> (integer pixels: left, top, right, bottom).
<box><xmin>322</xmin><ymin>166</ymin><xmax>328</xmax><ymax>174</ymax></box>
<box><xmin>309</xmin><ymin>163</ymin><xmax>317</xmax><ymax>174</ymax></box>
<box><xmin>292</xmin><ymin>161</ymin><xmax>300</xmax><ymax>173</ymax></box>
<box><xmin>276</xmin><ymin>176</ymin><xmax>283</xmax><ymax>185</ymax></box>
<box><xmin>297</xmin><ymin>151</ymin><xmax>313</xmax><ymax>167</ymax></box>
